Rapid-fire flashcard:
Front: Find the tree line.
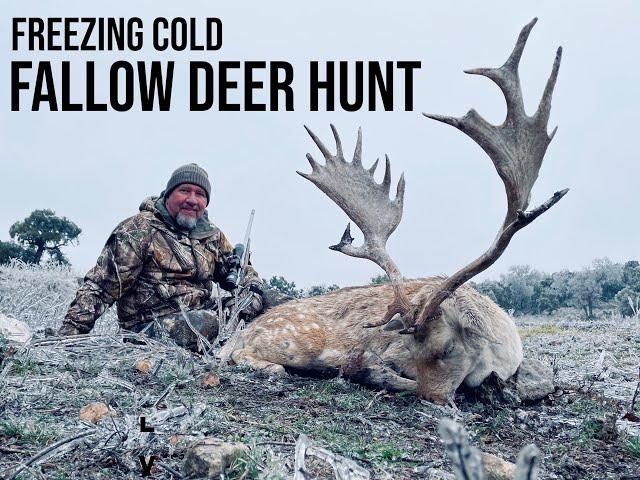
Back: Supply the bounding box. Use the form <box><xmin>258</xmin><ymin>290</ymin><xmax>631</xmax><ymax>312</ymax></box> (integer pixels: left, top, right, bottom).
<box><xmin>2</xmin><ymin>210</ymin><xmax>638</xmax><ymax>318</ymax></box>
<box><xmin>263</xmin><ymin>276</ymin><xmax>340</xmax><ymax>299</ymax></box>
<box><xmin>267</xmin><ymin>259</ymin><xmax>640</xmax><ymax>319</ymax></box>
<box><xmin>472</xmin><ymin>258</ymin><xmax>640</xmax><ymax>319</ymax></box>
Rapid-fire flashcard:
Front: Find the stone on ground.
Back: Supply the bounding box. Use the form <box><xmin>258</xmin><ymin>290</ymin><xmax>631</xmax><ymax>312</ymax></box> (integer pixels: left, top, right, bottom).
<box><xmin>79</xmin><ymin>402</ymin><xmax>114</xmax><ymax>423</ymax></box>
<box><xmin>199</xmin><ymin>372</ymin><xmax>221</xmax><ymax>388</ymax></box>
<box><xmin>183</xmin><ymin>438</ymin><xmax>249</xmax><ymax>478</ymax></box>
<box><xmin>134</xmin><ymin>359</ymin><xmax>153</xmax><ymax>374</ymax></box>
<box><xmin>516</xmin><ymin>358</ymin><xmax>555</xmax><ymax>402</ymax></box>
<box><xmin>482</xmin><ymin>452</ymin><xmax>516</xmax><ymax>479</ymax></box>
<box><xmin>0</xmin><ymin>313</ymin><xmax>32</xmax><ymax>343</ymax></box>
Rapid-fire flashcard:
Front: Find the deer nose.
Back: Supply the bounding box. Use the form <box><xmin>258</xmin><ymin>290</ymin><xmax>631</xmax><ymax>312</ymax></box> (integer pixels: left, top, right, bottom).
<box><xmin>418</xmin><ymin>389</ymin><xmax>448</xmax><ymax>405</ymax></box>
<box><xmin>427</xmin><ymin>395</ymin><xmax>447</xmax><ymax>405</ymax></box>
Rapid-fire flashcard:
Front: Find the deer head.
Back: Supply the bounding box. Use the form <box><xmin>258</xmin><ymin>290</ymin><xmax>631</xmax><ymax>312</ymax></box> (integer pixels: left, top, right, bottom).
<box><xmin>299</xmin><ymin>18</ymin><xmax>567</xmax><ymax>402</ymax></box>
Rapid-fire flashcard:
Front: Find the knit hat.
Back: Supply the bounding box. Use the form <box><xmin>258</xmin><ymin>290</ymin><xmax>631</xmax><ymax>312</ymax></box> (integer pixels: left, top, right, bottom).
<box><xmin>164</xmin><ymin>163</ymin><xmax>211</xmax><ymax>204</ymax></box>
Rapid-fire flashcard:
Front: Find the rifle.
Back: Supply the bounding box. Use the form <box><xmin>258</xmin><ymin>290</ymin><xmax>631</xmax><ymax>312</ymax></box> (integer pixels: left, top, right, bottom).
<box><xmin>236</xmin><ymin>208</ymin><xmax>254</xmax><ymax>289</ymax></box>
<box><xmin>226</xmin><ymin>210</ymin><xmax>257</xmax><ymax>317</ymax></box>
<box><xmin>219</xmin><ymin>209</ymin><xmax>254</xmax><ymax>292</ymax></box>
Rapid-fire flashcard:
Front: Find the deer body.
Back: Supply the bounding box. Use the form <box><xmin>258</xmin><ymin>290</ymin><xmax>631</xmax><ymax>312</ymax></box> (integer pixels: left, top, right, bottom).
<box><xmin>222</xmin><ymin>19</ymin><xmax>563</xmax><ymax>402</ymax></box>
<box><xmin>221</xmin><ymin>279</ymin><xmax>522</xmax><ymax>402</ymax></box>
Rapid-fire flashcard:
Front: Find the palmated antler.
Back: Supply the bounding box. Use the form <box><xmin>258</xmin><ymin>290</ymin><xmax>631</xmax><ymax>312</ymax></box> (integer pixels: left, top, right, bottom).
<box><xmin>411</xmin><ymin>18</ymin><xmax>568</xmax><ymax>338</ymax></box>
<box><xmin>298</xmin><ymin>125</ymin><xmax>410</xmax><ymax>326</ymax></box>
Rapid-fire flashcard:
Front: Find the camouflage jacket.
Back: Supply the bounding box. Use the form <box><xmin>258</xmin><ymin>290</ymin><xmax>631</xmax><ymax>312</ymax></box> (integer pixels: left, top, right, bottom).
<box><xmin>62</xmin><ymin>197</ymin><xmax>261</xmax><ymax>333</ymax></box>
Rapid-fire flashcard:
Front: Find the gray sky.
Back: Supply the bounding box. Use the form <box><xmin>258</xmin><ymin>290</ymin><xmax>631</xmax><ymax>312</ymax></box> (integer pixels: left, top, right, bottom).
<box><xmin>1</xmin><ymin>1</ymin><xmax>639</xmax><ymax>288</ymax></box>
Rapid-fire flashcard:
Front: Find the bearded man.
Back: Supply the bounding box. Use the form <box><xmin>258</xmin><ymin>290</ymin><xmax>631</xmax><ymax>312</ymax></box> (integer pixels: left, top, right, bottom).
<box><xmin>58</xmin><ymin>163</ymin><xmax>263</xmax><ymax>350</ymax></box>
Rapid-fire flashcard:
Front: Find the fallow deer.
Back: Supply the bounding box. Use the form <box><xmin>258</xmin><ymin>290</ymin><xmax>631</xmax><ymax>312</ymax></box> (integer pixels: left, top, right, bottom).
<box><xmin>219</xmin><ymin>19</ymin><xmax>567</xmax><ymax>403</ymax></box>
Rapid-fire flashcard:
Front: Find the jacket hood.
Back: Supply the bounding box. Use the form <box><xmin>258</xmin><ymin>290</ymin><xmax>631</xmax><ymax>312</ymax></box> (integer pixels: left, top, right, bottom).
<box><xmin>139</xmin><ymin>196</ymin><xmax>219</xmax><ymax>240</ymax></box>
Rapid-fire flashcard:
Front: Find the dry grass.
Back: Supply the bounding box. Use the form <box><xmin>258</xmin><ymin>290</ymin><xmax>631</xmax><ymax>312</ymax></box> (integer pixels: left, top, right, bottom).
<box><xmin>518</xmin><ymin>325</ymin><xmax>580</xmax><ymax>339</ymax></box>
<box><xmin>1</xmin><ymin>264</ymin><xmax>639</xmax><ymax>479</ymax></box>
<box><xmin>0</xmin><ymin>260</ymin><xmax>117</xmax><ymax>335</ymax></box>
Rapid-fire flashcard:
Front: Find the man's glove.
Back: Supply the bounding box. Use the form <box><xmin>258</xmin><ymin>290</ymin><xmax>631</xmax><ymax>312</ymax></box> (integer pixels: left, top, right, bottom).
<box><xmin>243</xmin><ymin>292</ymin><xmax>263</xmax><ymax>319</ymax></box>
<box><xmin>223</xmin><ymin>292</ymin><xmax>263</xmax><ymax>321</ymax></box>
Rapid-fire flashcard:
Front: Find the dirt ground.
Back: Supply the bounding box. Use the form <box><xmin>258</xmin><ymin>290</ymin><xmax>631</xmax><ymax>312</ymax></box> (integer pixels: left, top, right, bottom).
<box><xmin>0</xmin><ymin>265</ymin><xmax>638</xmax><ymax>479</ymax></box>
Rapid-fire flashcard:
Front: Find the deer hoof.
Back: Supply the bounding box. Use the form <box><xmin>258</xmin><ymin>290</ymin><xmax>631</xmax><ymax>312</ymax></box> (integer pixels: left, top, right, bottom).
<box><xmin>263</xmin><ymin>364</ymin><xmax>286</xmax><ymax>376</ymax></box>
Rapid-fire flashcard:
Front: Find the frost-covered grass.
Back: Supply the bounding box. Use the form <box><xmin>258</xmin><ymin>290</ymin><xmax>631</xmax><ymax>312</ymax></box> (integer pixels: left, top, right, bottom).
<box><xmin>1</xmin><ymin>264</ymin><xmax>639</xmax><ymax>478</ymax></box>
<box><xmin>0</xmin><ymin>260</ymin><xmax>117</xmax><ymax>334</ymax></box>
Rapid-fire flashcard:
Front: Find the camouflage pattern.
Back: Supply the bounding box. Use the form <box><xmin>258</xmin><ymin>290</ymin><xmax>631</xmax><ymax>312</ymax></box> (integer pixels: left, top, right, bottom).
<box><xmin>61</xmin><ymin>197</ymin><xmax>262</xmax><ymax>334</ymax></box>
<box><xmin>132</xmin><ymin>309</ymin><xmax>220</xmax><ymax>352</ymax></box>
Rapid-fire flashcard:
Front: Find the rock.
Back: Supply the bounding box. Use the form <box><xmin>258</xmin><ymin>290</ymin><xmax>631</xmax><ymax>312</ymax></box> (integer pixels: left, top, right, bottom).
<box><xmin>515</xmin><ymin>358</ymin><xmax>555</xmax><ymax>402</ymax></box>
<box><xmin>168</xmin><ymin>434</ymin><xmax>200</xmax><ymax>450</ymax></box>
<box><xmin>482</xmin><ymin>452</ymin><xmax>516</xmax><ymax>479</ymax></box>
<box><xmin>79</xmin><ymin>402</ymin><xmax>114</xmax><ymax>423</ymax></box>
<box><xmin>500</xmin><ymin>387</ymin><xmax>522</xmax><ymax>405</ymax></box>
<box><xmin>617</xmin><ymin>418</ymin><xmax>640</xmax><ymax>437</ymax></box>
<box><xmin>413</xmin><ymin>465</ymin><xmax>430</xmax><ymax>475</ymax></box>
<box><xmin>183</xmin><ymin>438</ymin><xmax>249</xmax><ymax>478</ymax></box>
<box><xmin>0</xmin><ymin>314</ymin><xmax>32</xmax><ymax>344</ymax></box>
<box><xmin>134</xmin><ymin>359</ymin><xmax>153</xmax><ymax>374</ymax></box>
<box><xmin>425</xmin><ymin>467</ymin><xmax>455</xmax><ymax>480</ymax></box>
<box><xmin>199</xmin><ymin>372</ymin><xmax>221</xmax><ymax>388</ymax></box>
<box><xmin>459</xmin><ymin>371</ymin><xmax>521</xmax><ymax>405</ymax></box>
<box><xmin>514</xmin><ymin>408</ymin><xmax>529</xmax><ymax>423</ymax></box>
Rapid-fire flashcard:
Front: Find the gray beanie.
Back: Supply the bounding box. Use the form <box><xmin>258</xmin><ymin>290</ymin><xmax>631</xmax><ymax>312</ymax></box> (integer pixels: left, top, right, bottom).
<box><xmin>165</xmin><ymin>163</ymin><xmax>211</xmax><ymax>204</ymax></box>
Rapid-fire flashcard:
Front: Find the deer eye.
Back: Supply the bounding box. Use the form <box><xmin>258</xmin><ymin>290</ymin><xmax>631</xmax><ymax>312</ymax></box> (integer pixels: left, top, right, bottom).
<box><xmin>440</xmin><ymin>344</ymin><xmax>454</xmax><ymax>359</ymax></box>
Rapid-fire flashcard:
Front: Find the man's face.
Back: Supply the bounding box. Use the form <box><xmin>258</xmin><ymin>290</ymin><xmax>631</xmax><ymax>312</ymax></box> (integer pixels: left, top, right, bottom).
<box><xmin>165</xmin><ymin>183</ymin><xmax>208</xmax><ymax>230</ymax></box>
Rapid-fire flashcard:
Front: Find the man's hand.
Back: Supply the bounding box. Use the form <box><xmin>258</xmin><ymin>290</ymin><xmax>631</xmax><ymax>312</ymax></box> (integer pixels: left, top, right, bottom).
<box><xmin>243</xmin><ymin>292</ymin><xmax>263</xmax><ymax>319</ymax></box>
<box><xmin>223</xmin><ymin>292</ymin><xmax>263</xmax><ymax>320</ymax></box>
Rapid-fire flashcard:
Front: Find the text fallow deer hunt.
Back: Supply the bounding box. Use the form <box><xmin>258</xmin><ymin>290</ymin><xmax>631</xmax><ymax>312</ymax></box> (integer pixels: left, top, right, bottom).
<box><xmin>219</xmin><ymin>18</ymin><xmax>568</xmax><ymax>403</ymax></box>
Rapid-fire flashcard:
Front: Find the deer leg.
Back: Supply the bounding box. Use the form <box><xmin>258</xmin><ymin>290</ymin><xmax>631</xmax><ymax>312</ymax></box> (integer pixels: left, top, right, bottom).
<box><xmin>229</xmin><ymin>348</ymin><xmax>287</xmax><ymax>376</ymax></box>
<box><xmin>346</xmin><ymin>363</ymin><xmax>416</xmax><ymax>392</ymax></box>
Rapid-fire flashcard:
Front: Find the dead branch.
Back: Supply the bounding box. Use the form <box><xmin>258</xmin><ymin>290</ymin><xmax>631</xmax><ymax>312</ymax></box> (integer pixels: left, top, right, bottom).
<box><xmin>294</xmin><ymin>434</ymin><xmax>370</xmax><ymax>480</ymax></box>
<box><xmin>6</xmin><ymin>429</ymin><xmax>96</xmax><ymax>480</ymax></box>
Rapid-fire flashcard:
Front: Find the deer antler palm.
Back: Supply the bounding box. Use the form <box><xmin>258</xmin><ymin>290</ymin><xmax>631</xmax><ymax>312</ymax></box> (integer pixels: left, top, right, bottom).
<box><xmin>412</xmin><ymin>17</ymin><xmax>568</xmax><ymax>337</ymax></box>
<box><xmin>298</xmin><ymin>125</ymin><xmax>411</xmax><ymax>324</ymax></box>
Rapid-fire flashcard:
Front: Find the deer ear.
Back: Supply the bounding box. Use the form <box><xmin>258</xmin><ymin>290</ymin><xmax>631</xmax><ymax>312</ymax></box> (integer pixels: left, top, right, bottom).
<box><xmin>443</xmin><ymin>300</ymin><xmax>501</xmax><ymax>343</ymax></box>
<box><xmin>461</xmin><ymin>314</ymin><xmax>500</xmax><ymax>343</ymax></box>
<box><xmin>382</xmin><ymin>313</ymin><xmax>406</xmax><ymax>331</ymax></box>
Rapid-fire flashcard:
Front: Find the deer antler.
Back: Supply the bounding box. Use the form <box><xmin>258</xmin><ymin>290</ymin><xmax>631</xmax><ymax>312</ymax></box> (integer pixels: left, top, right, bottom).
<box><xmin>411</xmin><ymin>18</ymin><xmax>568</xmax><ymax>338</ymax></box>
<box><xmin>298</xmin><ymin>124</ymin><xmax>410</xmax><ymax>326</ymax></box>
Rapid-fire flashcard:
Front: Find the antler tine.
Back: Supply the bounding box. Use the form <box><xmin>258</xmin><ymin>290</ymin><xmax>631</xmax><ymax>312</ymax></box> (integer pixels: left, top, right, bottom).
<box><xmin>368</xmin><ymin>158</ymin><xmax>379</xmax><ymax>175</ymax></box>
<box><xmin>505</xmin><ymin>17</ymin><xmax>537</xmax><ymax>68</ymax></box>
<box><xmin>353</xmin><ymin>127</ymin><xmax>363</xmax><ymax>166</ymax></box>
<box><xmin>395</xmin><ymin>172</ymin><xmax>406</xmax><ymax>208</ymax></box>
<box><xmin>464</xmin><ymin>17</ymin><xmax>537</xmax><ymax>118</ymax></box>
<box><xmin>329</xmin><ymin>223</ymin><xmax>355</xmax><ymax>252</ymax></box>
<box><xmin>299</xmin><ymin>125</ymin><xmax>411</xmax><ymax>327</ymax></box>
<box><xmin>414</xmin><ymin>19</ymin><xmax>568</xmax><ymax>339</ymax></box>
<box><xmin>330</xmin><ymin>124</ymin><xmax>345</xmax><ymax>160</ymax></box>
<box><xmin>303</xmin><ymin>153</ymin><xmax>321</xmax><ymax>175</ymax></box>
<box><xmin>304</xmin><ymin>125</ymin><xmax>335</xmax><ymax>162</ymax></box>
<box><xmin>382</xmin><ymin>155</ymin><xmax>392</xmax><ymax>194</ymax></box>
<box><xmin>535</xmin><ymin>46</ymin><xmax>562</xmax><ymax>131</ymax></box>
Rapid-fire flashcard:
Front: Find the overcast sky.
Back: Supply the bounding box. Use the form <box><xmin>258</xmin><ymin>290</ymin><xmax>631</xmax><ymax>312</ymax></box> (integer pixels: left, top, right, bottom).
<box><xmin>1</xmin><ymin>1</ymin><xmax>638</xmax><ymax>288</ymax></box>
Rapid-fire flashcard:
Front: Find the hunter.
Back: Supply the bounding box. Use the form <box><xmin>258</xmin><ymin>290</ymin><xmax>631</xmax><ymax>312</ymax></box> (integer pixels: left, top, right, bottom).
<box><xmin>58</xmin><ymin>163</ymin><xmax>263</xmax><ymax>349</ymax></box>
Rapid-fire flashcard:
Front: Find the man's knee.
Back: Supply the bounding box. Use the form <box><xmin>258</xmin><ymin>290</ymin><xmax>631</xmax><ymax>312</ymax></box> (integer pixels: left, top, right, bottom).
<box><xmin>148</xmin><ymin>310</ymin><xmax>219</xmax><ymax>351</ymax></box>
